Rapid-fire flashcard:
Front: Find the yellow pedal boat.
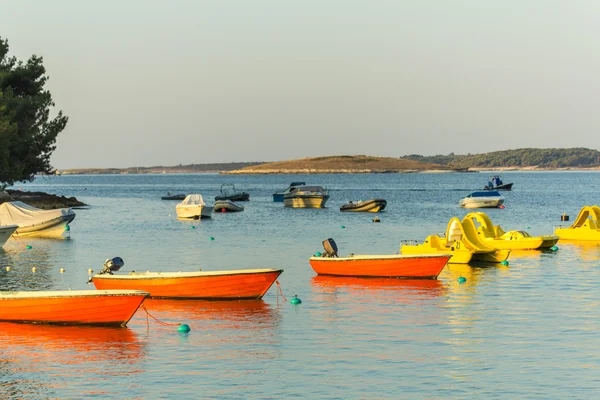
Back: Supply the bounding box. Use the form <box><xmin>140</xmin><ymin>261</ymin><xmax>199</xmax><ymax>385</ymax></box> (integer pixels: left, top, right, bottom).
<box><xmin>463</xmin><ymin>212</ymin><xmax>559</xmax><ymax>250</ymax></box>
<box><xmin>401</xmin><ymin>217</ymin><xmax>510</xmax><ymax>264</ymax></box>
<box><xmin>554</xmin><ymin>205</ymin><xmax>600</xmax><ymax>241</ymax></box>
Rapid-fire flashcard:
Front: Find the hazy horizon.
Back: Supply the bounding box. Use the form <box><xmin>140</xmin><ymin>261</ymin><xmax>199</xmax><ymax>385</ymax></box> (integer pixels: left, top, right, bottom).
<box><xmin>2</xmin><ymin>1</ymin><xmax>599</xmax><ymax>169</ymax></box>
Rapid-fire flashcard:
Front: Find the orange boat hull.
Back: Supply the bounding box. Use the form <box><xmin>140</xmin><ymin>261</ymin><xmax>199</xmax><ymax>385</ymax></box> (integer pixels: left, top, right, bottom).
<box><xmin>309</xmin><ymin>254</ymin><xmax>450</xmax><ymax>279</ymax></box>
<box><xmin>92</xmin><ymin>269</ymin><xmax>283</xmax><ymax>300</ymax></box>
<box><xmin>0</xmin><ymin>290</ymin><xmax>147</xmax><ymax>327</ymax></box>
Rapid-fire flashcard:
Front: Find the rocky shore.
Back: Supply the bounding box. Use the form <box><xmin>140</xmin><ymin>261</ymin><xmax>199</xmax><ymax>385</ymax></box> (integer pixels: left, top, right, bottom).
<box><xmin>1</xmin><ymin>190</ymin><xmax>87</xmax><ymax>210</ymax></box>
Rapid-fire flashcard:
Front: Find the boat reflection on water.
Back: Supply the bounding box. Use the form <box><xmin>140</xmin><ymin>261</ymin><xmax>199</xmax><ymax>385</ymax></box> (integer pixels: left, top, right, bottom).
<box><xmin>0</xmin><ymin>322</ymin><xmax>142</xmax><ymax>362</ymax></box>
<box><xmin>133</xmin><ymin>299</ymin><xmax>281</xmax><ymax>331</ymax></box>
<box><xmin>444</xmin><ymin>261</ymin><xmax>510</xmax><ymax>288</ymax></box>
<box><xmin>134</xmin><ymin>299</ymin><xmax>282</xmax><ymax>362</ymax></box>
<box><xmin>311</xmin><ymin>275</ymin><xmax>446</xmax><ymax>304</ymax></box>
<box><xmin>0</xmin><ymin>323</ymin><xmax>144</xmax><ymax>397</ymax></box>
<box><xmin>553</xmin><ymin>240</ymin><xmax>600</xmax><ymax>262</ymax></box>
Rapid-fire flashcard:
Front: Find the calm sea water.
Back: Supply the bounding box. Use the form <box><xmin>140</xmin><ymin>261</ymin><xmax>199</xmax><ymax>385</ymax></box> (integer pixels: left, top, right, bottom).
<box><xmin>1</xmin><ymin>172</ymin><xmax>599</xmax><ymax>399</ymax></box>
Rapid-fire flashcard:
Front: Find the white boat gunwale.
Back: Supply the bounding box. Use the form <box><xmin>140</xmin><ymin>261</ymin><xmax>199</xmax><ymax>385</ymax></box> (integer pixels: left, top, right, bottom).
<box><xmin>93</xmin><ymin>268</ymin><xmax>284</xmax><ymax>280</ymax></box>
<box><xmin>0</xmin><ymin>290</ymin><xmax>149</xmax><ymax>299</ymax></box>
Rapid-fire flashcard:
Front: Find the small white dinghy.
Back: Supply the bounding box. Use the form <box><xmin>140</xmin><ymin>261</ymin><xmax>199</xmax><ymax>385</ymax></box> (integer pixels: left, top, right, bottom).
<box><xmin>176</xmin><ymin>194</ymin><xmax>213</xmax><ymax>219</ymax></box>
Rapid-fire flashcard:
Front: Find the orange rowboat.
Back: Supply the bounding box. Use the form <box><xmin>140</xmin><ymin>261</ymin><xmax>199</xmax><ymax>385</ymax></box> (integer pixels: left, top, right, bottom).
<box><xmin>309</xmin><ymin>238</ymin><xmax>451</xmax><ymax>279</ymax></box>
<box><xmin>309</xmin><ymin>254</ymin><xmax>450</xmax><ymax>279</ymax></box>
<box><xmin>0</xmin><ymin>290</ymin><xmax>148</xmax><ymax>327</ymax></box>
<box><xmin>92</xmin><ymin>269</ymin><xmax>284</xmax><ymax>300</ymax></box>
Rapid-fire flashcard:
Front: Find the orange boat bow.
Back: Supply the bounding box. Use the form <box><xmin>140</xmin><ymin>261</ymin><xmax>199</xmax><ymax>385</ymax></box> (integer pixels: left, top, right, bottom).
<box><xmin>308</xmin><ymin>254</ymin><xmax>450</xmax><ymax>279</ymax></box>
<box><xmin>92</xmin><ymin>269</ymin><xmax>283</xmax><ymax>300</ymax></box>
<box><xmin>0</xmin><ymin>290</ymin><xmax>148</xmax><ymax>327</ymax></box>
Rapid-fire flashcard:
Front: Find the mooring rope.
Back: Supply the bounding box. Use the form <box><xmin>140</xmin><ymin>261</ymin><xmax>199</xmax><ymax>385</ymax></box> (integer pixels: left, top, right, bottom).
<box><xmin>141</xmin><ymin>304</ymin><xmax>183</xmax><ymax>327</ymax></box>
<box><xmin>276</xmin><ymin>280</ymin><xmax>287</xmax><ymax>303</ymax></box>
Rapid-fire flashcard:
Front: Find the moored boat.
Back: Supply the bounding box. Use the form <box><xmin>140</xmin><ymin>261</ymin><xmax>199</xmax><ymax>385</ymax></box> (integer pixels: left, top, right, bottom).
<box><xmin>215</xmin><ymin>184</ymin><xmax>250</xmax><ymax>202</ymax></box>
<box><xmin>161</xmin><ymin>192</ymin><xmax>186</xmax><ymax>200</ymax></box>
<box><xmin>484</xmin><ymin>175</ymin><xmax>513</xmax><ymax>191</ymax></box>
<box><xmin>340</xmin><ymin>198</ymin><xmax>387</xmax><ymax>213</ymax></box>
<box><xmin>213</xmin><ymin>199</ymin><xmax>244</xmax><ymax>212</ymax></box>
<box><xmin>273</xmin><ymin>182</ymin><xmax>305</xmax><ymax>202</ymax></box>
<box><xmin>0</xmin><ymin>224</ymin><xmax>18</xmax><ymax>247</ymax></box>
<box><xmin>0</xmin><ymin>201</ymin><xmax>75</xmax><ymax>238</ymax></box>
<box><xmin>284</xmin><ymin>185</ymin><xmax>329</xmax><ymax>208</ymax></box>
<box><xmin>176</xmin><ymin>194</ymin><xmax>212</xmax><ymax>219</ymax></box>
<box><xmin>309</xmin><ymin>238</ymin><xmax>450</xmax><ymax>279</ymax></box>
<box><xmin>554</xmin><ymin>205</ymin><xmax>600</xmax><ymax>241</ymax></box>
<box><xmin>400</xmin><ymin>217</ymin><xmax>511</xmax><ymax>263</ymax></box>
<box><xmin>464</xmin><ymin>212</ymin><xmax>558</xmax><ymax>250</ymax></box>
<box><xmin>459</xmin><ymin>191</ymin><xmax>504</xmax><ymax>209</ymax></box>
<box><xmin>90</xmin><ymin>257</ymin><xmax>283</xmax><ymax>300</ymax></box>
<box><xmin>0</xmin><ymin>290</ymin><xmax>148</xmax><ymax>326</ymax></box>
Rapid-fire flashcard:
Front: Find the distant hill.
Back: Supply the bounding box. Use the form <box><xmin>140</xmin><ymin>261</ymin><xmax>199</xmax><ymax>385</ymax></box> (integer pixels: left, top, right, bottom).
<box><xmin>224</xmin><ymin>155</ymin><xmax>462</xmax><ymax>174</ymax></box>
<box><xmin>60</xmin><ymin>162</ymin><xmax>265</xmax><ymax>175</ymax></box>
<box><xmin>402</xmin><ymin>147</ymin><xmax>600</xmax><ymax>169</ymax></box>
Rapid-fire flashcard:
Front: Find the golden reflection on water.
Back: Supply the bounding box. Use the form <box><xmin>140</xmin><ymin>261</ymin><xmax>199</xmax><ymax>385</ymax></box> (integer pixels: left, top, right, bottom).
<box><xmin>556</xmin><ymin>240</ymin><xmax>600</xmax><ymax>261</ymax></box>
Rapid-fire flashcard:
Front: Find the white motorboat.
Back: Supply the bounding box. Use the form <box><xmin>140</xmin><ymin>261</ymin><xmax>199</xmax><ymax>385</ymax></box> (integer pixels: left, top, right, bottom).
<box><xmin>1</xmin><ymin>224</ymin><xmax>18</xmax><ymax>247</ymax></box>
<box><xmin>0</xmin><ymin>201</ymin><xmax>75</xmax><ymax>238</ymax></box>
<box><xmin>273</xmin><ymin>181</ymin><xmax>306</xmax><ymax>202</ymax></box>
<box><xmin>283</xmin><ymin>185</ymin><xmax>330</xmax><ymax>208</ymax></box>
<box><xmin>459</xmin><ymin>191</ymin><xmax>505</xmax><ymax>209</ymax></box>
<box><xmin>213</xmin><ymin>199</ymin><xmax>244</xmax><ymax>212</ymax></box>
<box><xmin>176</xmin><ymin>194</ymin><xmax>213</xmax><ymax>219</ymax></box>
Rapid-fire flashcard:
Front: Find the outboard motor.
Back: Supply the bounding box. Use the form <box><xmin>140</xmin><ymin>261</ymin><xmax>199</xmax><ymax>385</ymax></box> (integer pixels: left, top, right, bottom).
<box><xmin>322</xmin><ymin>238</ymin><xmax>338</xmax><ymax>257</ymax></box>
<box><xmin>98</xmin><ymin>257</ymin><xmax>125</xmax><ymax>276</ymax></box>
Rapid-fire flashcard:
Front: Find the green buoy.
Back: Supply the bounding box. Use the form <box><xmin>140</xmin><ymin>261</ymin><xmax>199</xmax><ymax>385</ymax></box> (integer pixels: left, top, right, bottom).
<box><xmin>191</xmin><ymin>225</ymin><xmax>196</xmax><ymax>229</ymax></box>
<box><xmin>500</xmin><ymin>260</ymin><xmax>509</xmax><ymax>266</ymax></box>
<box><xmin>26</xmin><ymin>245</ymin><xmax>32</xmax><ymax>249</ymax></box>
<box><xmin>314</xmin><ymin>252</ymin><xmax>322</xmax><ymax>257</ymax></box>
<box><xmin>458</xmin><ymin>277</ymin><xmax>466</xmax><ymax>283</ymax></box>
<box><xmin>550</xmin><ymin>245</ymin><xmax>559</xmax><ymax>251</ymax></box>
<box><xmin>340</xmin><ymin>225</ymin><xmax>345</xmax><ymax>229</ymax></box>
<box><xmin>209</xmin><ymin>236</ymin><xmax>215</xmax><ymax>240</ymax></box>
<box><xmin>65</xmin><ymin>225</ymin><xmax>70</xmax><ymax>231</ymax></box>
<box><xmin>178</xmin><ymin>323</ymin><xmax>191</xmax><ymax>333</ymax></box>
<box><xmin>290</xmin><ymin>295</ymin><xmax>302</xmax><ymax>305</ymax></box>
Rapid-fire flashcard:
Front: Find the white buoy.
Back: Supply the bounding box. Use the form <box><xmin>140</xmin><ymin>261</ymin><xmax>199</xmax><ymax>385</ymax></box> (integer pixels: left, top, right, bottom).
<box><xmin>32</xmin><ymin>267</ymin><xmax>37</xmax><ymax>273</ymax></box>
<box><xmin>60</xmin><ymin>268</ymin><xmax>65</xmax><ymax>273</ymax></box>
<box><xmin>5</xmin><ymin>266</ymin><xmax>10</xmax><ymax>271</ymax></box>
<box><xmin>88</xmin><ymin>269</ymin><xmax>93</xmax><ymax>274</ymax></box>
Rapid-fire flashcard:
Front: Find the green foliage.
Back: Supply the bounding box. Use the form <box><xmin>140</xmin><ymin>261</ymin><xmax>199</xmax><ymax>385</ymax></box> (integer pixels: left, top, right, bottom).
<box><xmin>402</xmin><ymin>148</ymin><xmax>600</xmax><ymax>168</ymax></box>
<box><xmin>0</xmin><ymin>37</ymin><xmax>68</xmax><ymax>186</ymax></box>
<box><xmin>402</xmin><ymin>154</ymin><xmax>461</xmax><ymax>165</ymax></box>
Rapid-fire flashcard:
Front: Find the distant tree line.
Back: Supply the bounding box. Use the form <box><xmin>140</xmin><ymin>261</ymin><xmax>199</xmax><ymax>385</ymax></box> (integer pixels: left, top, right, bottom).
<box><xmin>402</xmin><ymin>148</ymin><xmax>600</xmax><ymax>168</ymax></box>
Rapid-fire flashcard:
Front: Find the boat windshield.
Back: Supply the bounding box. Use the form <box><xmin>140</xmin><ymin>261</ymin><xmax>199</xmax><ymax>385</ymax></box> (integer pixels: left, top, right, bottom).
<box><xmin>291</xmin><ymin>185</ymin><xmax>326</xmax><ymax>193</ymax></box>
<box><xmin>468</xmin><ymin>191</ymin><xmax>501</xmax><ymax>198</ymax></box>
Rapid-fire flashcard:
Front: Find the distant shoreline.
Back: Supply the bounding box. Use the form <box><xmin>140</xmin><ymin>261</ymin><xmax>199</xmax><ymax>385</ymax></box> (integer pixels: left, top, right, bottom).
<box><xmin>55</xmin><ymin>166</ymin><xmax>600</xmax><ymax>175</ymax></box>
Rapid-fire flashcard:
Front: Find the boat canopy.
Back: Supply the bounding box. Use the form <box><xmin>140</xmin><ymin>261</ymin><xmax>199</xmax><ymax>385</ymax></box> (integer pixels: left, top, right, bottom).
<box><xmin>179</xmin><ymin>194</ymin><xmax>206</xmax><ymax>206</ymax></box>
<box><xmin>0</xmin><ymin>201</ymin><xmax>75</xmax><ymax>227</ymax></box>
<box><xmin>466</xmin><ymin>191</ymin><xmax>501</xmax><ymax>198</ymax></box>
<box><xmin>290</xmin><ymin>182</ymin><xmax>306</xmax><ymax>187</ymax></box>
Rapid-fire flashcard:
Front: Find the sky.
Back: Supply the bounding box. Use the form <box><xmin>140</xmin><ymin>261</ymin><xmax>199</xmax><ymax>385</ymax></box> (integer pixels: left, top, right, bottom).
<box><xmin>1</xmin><ymin>0</ymin><xmax>599</xmax><ymax>169</ymax></box>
